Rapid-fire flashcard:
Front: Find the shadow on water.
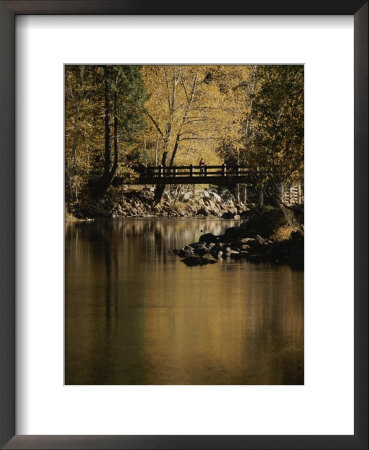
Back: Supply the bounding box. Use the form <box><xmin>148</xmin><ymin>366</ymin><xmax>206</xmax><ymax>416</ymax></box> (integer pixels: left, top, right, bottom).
<box><xmin>65</xmin><ymin>218</ymin><xmax>304</xmax><ymax>385</ymax></box>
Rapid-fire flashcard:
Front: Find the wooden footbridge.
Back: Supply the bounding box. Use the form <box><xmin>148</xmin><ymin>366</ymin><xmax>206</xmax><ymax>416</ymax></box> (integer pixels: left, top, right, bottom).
<box><xmin>123</xmin><ymin>164</ymin><xmax>303</xmax><ymax>204</ymax></box>
<box><xmin>131</xmin><ymin>164</ymin><xmax>267</xmax><ymax>185</ymax></box>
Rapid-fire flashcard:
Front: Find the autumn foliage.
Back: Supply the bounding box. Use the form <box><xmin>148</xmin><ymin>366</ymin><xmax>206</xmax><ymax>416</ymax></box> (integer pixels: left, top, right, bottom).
<box><xmin>65</xmin><ymin>65</ymin><xmax>304</xmax><ymax>204</ymax></box>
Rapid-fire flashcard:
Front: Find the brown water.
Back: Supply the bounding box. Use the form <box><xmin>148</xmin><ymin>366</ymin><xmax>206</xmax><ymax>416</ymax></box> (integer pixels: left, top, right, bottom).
<box><xmin>65</xmin><ymin>218</ymin><xmax>303</xmax><ymax>385</ymax></box>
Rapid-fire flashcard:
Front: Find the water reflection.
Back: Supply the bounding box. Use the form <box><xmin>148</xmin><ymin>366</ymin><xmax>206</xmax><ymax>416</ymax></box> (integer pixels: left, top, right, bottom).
<box><xmin>65</xmin><ymin>218</ymin><xmax>304</xmax><ymax>385</ymax></box>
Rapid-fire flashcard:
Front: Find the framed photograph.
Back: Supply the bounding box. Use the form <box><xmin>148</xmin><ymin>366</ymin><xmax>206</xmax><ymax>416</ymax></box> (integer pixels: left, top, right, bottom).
<box><xmin>1</xmin><ymin>1</ymin><xmax>367</xmax><ymax>449</ymax></box>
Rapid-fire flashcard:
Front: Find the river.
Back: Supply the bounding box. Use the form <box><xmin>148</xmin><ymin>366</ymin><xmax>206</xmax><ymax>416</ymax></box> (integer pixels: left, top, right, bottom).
<box><xmin>65</xmin><ymin>218</ymin><xmax>304</xmax><ymax>385</ymax></box>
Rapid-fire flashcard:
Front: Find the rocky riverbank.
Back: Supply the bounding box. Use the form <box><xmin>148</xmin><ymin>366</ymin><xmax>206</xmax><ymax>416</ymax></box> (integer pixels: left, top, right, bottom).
<box><xmin>173</xmin><ymin>206</ymin><xmax>304</xmax><ymax>269</ymax></box>
<box><xmin>68</xmin><ymin>186</ymin><xmax>251</xmax><ymax>220</ymax></box>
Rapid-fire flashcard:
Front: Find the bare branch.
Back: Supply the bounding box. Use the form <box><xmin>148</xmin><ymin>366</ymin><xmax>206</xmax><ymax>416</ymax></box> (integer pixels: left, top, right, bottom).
<box><xmin>181</xmin><ymin>76</ymin><xmax>190</xmax><ymax>103</ymax></box>
<box><xmin>143</xmin><ymin>108</ymin><xmax>164</xmax><ymax>138</ymax></box>
<box><xmin>180</xmin><ymin>136</ymin><xmax>223</xmax><ymax>141</ymax></box>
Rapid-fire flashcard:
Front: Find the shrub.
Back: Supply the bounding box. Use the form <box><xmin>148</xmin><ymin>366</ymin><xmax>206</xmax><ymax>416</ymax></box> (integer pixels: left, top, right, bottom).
<box><xmin>271</xmin><ymin>225</ymin><xmax>301</xmax><ymax>242</ymax></box>
<box><xmin>246</xmin><ymin>206</ymin><xmax>289</xmax><ymax>237</ymax></box>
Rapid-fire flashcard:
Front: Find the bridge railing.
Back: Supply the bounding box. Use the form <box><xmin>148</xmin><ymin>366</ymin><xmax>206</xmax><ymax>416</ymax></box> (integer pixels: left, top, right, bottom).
<box><xmin>132</xmin><ymin>164</ymin><xmax>259</xmax><ymax>178</ymax></box>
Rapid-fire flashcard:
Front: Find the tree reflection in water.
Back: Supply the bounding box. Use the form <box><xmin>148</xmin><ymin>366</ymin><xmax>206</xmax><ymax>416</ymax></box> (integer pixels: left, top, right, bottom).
<box><xmin>65</xmin><ymin>218</ymin><xmax>303</xmax><ymax>385</ymax></box>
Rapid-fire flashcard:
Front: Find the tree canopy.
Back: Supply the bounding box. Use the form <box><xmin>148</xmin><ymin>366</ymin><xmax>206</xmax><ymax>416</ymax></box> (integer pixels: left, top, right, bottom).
<box><xmin>65</xmin><ymin>64</ymin><xmax>304</xmax><ymax>204</ymax></box>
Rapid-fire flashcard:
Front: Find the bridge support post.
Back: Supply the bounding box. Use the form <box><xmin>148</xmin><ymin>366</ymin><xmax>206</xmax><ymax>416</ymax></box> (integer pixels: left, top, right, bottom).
<box><xmin>289</xmin><ymin>184</ymin><xmax>293</xmax><ymax>205</ymax></box>
<box><xmin>242</xmin><ymin>184</ymin><xmax>247</xmax><ymax>207</ymax></box>
<box><xmin>258</xmin><ymin>183</ymin><xmax>264</xmax><ymax>208</ymax></box>
<box><xmin>236</xmin><ymin>184</ymin><xmax>240</xmax><ymax>204</ymax></box>
<box><xmin>280</xmin><ymin>182</ymin><xmax>284</xmax><ymax>202</ymax></box>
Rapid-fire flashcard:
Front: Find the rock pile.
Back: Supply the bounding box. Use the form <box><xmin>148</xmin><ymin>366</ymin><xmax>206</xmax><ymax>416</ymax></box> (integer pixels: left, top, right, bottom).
<box><xmin>72</xmin><ymin>186</ymin><xmax>247</xmax><ymax>219</ymax></box>
<box><xmin>173</xmin><ymin>216</ymin><xmax>304</xmax><ymax>269</ymax></box>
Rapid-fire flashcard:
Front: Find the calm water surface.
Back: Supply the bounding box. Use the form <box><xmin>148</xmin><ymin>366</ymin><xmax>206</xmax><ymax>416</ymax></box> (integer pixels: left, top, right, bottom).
<box><xmin>65</xmin><ymin>218</ymin><xmax>303</xmax><ymax>385</ymax></box>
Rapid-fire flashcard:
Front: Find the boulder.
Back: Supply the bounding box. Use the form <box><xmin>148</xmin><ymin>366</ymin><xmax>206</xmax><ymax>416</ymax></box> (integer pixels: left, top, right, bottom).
<box><xmin>222</xmin><ymin>226</ymin><xmax>252</xmax><ymax>240</ymax></box>
<box><xmin>174</xmin><ymin>247</ymin><xmax>194</xmax><ymax>257</ymax></box>
<box><xmin>219</xmin><ymin>189</ymin><xmax>234</xmax><ymax>201</ymax></box>
<box><xmin>210</xmin><ymin>192</ymin><xmax>222</xmax><ymax>203</ymax></box>
<box><xmin>194</xmin><ymin>247</ymin><xmax>209</xmax><ymax>256</ymax></box>
<box><xmin>291</xmin><ymin>230</ymin><xmax>304</xmax><ymax>240</ymax></box>
<box><xmin>196</xmin><ymin>206</ymin><xmax>210</xmax><ymax>216</ymax></box>
<box><xmin>203</xmin><ymin>197</ymin><xmax>215</xmax><ymax>208</ymax></box>
<box><xmin>80</xmin><ymin>204</ymin><xmax>99</xmax><ymax>218</ymax></box>
<box><xmin>232</xmin><ymin>238</ymin><xmax>252</xmax><ymax>246</ymax></box>
<box><xmin>222</xmin><ymin>212</ymin><xmax>234</xmax><ymax>219</ymax></box>
<box><xmin>255</xmin><ymin>235</ymin><xmax>265</xmax><ymax>245</ymax></box>
<box><xmin>181</xmin><ymin>256</ymin><xmax>218</xmax><ymax>266</ymax></box>
<box><xmin>199</xmin><ymin>233</ymin><xmax>218</xmax><ymax>244</ymax></box>
<box><xmin>179</xmin><ymin>192</ymin><xmax>193</xmax><ymax>202</ymax></box>
<box><xmin>189</xmin><ymin>242</ymin><xmax>206</xmax><ymax>249</ymax></box>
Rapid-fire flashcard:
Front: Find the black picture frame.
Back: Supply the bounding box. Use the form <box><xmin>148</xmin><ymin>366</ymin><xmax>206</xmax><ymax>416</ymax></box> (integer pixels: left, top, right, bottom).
<box><xmin>0</xmin><ymin>1</ymin><xmax>367</xmax><ymax>449</ymax></box>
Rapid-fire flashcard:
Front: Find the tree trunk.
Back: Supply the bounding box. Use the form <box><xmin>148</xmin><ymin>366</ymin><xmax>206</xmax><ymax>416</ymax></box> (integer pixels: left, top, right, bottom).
<box><xmin>155</xmin><ymin>131</ymin><xmax>160</xmax><ymax>166</ymax></box>
<box><xmin>100</xmin><ymin>94</ymin><xmax>120</xmax><ymax>197</ymax></box>
<box><xmin>258</xmin><ymin>183</ymin><xmax>264</xmax><ymax>209</ymax></box>
<box><xmin>154</xmin><ymin>151</ymin><xmax>168</xmax><ymax>204</ymax></box>
<box><xmin>169</xmin><ymin>134</ymin><xmax>181</xmax><ymax>167</ymax></box>
<box><xmin>153</xmin><ymin>135</ymin><xmax>180</xmax><ymax>205</ymax></box>
<box><xmin>112</xmin><ymin>92</ymin><xmax>119</xmax><ymax>175</ymax></box>
<box><xmin>243</xmin><ymin>184</ymin><xmax>247</xmax><ymax>207</ymax></box>
<box><xmin>95</xmin><ymin>72</ymin><xmax>122</xmax><ymax>198</ymax></box>
<box><xmin>103</xmin><ymin>68</ymin><xmax>111</xmax><ymax>180</ymax></box>
<box><xmin>71</xmin><ymin>110</ymin><xmax>80</xmax><ymax>169</ymax></box>
<box><xmin>236</xmin><ymin>184</ymin><xmax>240</xmax><ymax>204</ymax></box>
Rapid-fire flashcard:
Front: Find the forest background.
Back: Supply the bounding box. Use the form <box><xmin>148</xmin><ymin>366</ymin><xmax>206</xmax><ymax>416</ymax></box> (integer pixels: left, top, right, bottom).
<box><xmin>65</xmin><ymin>64</ymin><xmax>304</xmax><ymax>209</ymax></box>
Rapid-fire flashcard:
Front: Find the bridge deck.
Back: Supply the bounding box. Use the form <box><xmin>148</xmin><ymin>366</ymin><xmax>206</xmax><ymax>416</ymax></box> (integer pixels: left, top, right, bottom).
<box><xmin>136</xmin><ymin>176</ymin><xmax>251</xmax><ymax>185</ymax></box>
